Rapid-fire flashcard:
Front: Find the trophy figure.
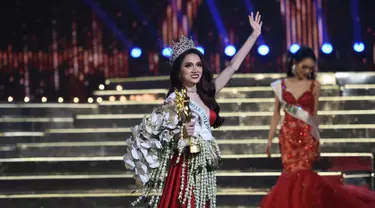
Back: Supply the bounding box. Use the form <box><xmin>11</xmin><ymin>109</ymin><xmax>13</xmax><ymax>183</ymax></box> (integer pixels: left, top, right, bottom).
<box><xmin>174</xmin><ymin>88</ymin><xmax>201</xmax><ymax>154</ymax></box>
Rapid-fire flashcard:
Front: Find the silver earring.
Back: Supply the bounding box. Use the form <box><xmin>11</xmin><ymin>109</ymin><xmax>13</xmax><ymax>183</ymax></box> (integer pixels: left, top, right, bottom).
<box><xmin>292</xmin><ymin>65</ymin><xmax>296</xmax><ymax>75</ymax></box>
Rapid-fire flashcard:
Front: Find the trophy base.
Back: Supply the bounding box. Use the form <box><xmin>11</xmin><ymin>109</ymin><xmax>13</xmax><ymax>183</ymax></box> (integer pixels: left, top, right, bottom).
<box><xmin>189</xmin><ymin>145</ymin><xmax>201</xmax><ymax>154</ymax></box>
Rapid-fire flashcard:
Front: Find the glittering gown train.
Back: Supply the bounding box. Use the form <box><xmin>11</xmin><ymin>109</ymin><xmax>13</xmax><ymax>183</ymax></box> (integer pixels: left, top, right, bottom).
<box><xmin>261</xmin><ymin>80</ymin><xmax>375</xmax><ymax>208</ymax></box>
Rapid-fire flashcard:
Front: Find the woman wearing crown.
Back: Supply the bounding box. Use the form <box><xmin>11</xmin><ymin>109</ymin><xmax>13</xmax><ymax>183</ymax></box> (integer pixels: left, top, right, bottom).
<box><xmin>123</xmin><ymin>12</ymin><xmax>262</xmax><ymax>208</ymax></box>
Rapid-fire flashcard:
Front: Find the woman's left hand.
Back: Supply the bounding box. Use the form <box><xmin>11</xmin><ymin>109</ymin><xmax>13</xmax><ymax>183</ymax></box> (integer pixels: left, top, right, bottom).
<box><xmin>249</xmin><ymin>11</ymin><xmax>262</xmax><ymax>36</ymax></box>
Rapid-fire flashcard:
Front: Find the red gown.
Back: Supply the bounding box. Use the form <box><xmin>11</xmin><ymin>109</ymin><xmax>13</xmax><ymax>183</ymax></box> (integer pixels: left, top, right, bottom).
<box><xmin>261</xmin><ymin>80</ymin><xmax>375</xmax><ymax>208</ymax></box>
<box><xmin>158</xmin><ymin>110</ymin><xmax>217</xmax><ymax>208</ymax></box>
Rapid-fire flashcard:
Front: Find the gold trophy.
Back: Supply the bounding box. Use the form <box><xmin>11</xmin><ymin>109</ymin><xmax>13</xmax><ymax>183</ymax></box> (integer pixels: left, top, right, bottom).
<box><xmin>175</xmin><ymin>88</ymin><xmax>200</xmax><ymax>154</ymax></box>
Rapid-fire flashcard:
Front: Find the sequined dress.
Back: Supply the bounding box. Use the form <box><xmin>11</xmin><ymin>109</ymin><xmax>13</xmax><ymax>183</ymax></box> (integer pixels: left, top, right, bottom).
<box><xmin>261</xmin><ymin>79</ymin><xmax>375</xmax><ymax>208</ymax></box>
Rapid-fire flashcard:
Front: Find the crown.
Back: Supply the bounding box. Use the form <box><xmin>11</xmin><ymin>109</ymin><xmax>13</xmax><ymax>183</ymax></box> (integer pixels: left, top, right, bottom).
<box><xmin>169</xmin><ymin>34</ymin><xmax>196</xmax><ymax>65</ymax></box>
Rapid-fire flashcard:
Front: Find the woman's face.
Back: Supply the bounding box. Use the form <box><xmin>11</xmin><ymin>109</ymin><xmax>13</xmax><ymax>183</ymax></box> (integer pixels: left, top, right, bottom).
<box><xmin>179</xmin><ymin>53</ymin><xmax>203</xmax><ymax>87</ymax></box>
<box><xmin>295</xmin><ymin>58</ymin><xmax>315</xmax><ymax>79</ymax></box>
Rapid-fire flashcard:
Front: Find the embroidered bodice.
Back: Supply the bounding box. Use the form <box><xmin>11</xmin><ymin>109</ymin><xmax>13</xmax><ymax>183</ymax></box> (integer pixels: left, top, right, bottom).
<box><xmin>282</xmin><ymin>79</ymin><xmax>315</xmax><ymax>115</ymax></box>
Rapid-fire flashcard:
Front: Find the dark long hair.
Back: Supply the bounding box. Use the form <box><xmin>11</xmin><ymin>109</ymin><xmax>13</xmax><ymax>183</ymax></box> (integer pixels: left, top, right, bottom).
<box><xmin>166</xmin><ymin>48</ymin><xmax>224</xmax><ymax>128</ymax></box>
<box><xmin>286</xmin><ymin>46</ymin><xmax>317</xmax><ymax>80</ymax></box>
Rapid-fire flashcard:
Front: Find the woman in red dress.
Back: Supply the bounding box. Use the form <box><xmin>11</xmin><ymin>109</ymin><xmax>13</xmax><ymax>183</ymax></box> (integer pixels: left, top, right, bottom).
<box><xmin>261</xmin><ymin>46</ymin><xmax>375</xmax><ymax>208</ymax></box>
<box><xmin>124</xmin><ymin>12</ymin><xmax>262</xmax><ymax>208</ymax></box>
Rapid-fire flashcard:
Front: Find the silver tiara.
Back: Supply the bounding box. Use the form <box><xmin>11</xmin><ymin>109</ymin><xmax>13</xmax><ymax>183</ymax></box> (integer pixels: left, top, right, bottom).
<box><xmin>169</xmin><ymin>34</ymin><xmax>196</xmax><ymax>65</ymax></box>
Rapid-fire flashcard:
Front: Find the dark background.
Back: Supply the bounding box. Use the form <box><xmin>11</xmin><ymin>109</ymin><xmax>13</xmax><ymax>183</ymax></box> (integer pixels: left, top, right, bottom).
<box><xmin>0</xmin><ymin>0</ymin><xmax>374</xmax><ymax>102</ymax></box>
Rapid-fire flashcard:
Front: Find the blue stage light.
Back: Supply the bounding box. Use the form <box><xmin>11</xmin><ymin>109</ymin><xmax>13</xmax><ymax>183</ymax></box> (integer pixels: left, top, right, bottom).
<box><xmin>353</xmin><ymin>42</ymin><xmax>365</xmax><ymax>53</ymax></box>
<box><xmin>196</xmin><ymin>46</ymin><xmax>205</xmax><ymax>55</ymax></box>
<box><xmin>258</xmin><ymin>44</ymin><xmax>270</xmax><ymax>56</ymax></box>
<box><xmin>162</xmin><ymin>47</ymin><xmax>172</xmax><ymax>57</ymax></box>
<box><xmin>289</xmin><ymin>44</ymin><xmax>300</xmax><ymax>54</ymax></box>
<box><xmin>224</xmin><ymin>45</ymin><xmax>236</xmax><ymax>57</ymax></box>
<box><xmin>321</xmin><ymin>43</ymin><xmax>333</xmax><ymax>54</ymax></box>
<box><xmin>130</xmin><ymin>47</ymin><xmax>142</xmax><ymax>58</ymax></box>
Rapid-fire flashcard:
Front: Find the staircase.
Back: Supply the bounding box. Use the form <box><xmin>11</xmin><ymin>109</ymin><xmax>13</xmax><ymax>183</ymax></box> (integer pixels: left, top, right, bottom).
<box><xmin>0</xmin><ymin>72</ymin><xmax>374</xmax><ymax>208</ymax></box>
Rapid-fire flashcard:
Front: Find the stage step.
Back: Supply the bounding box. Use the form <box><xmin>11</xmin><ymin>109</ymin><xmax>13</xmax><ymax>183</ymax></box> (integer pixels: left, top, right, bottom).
<box><xmin>0</xmin><ymin>117</ymin><xmax>73</xmax><ymax>131</ymax></box>
<box><xmin>33</xmin><ymin>125</ymin><xmax>375</xmax><ymax>142</ymax></box>
<box><xmin>0</xmin><ymin>171</ymin><xmax>343</xmax><ymax>193</ymax></box>
<box><xmin>11</xmin><ymin>139</ymin><xmax>375</xmax><ymax>158</ymax></box>
<box><xmin>0</xmin><ymin>188</ymin><xmax>266</xmax><ymax>208</ymax></box>
<box><xmin>0</xmin><ymin>154</ymin><xmax>371</xmax><ymax>174</ymax></box>
<box><xmin>73</xmin><ymin>110</ymin><xmax>375</xmax><ymax>128</ymax></box>
<box><xmin>1</xmin><ymin>97</ymin><xmax>374</xmax><ymax>116</ymax></box>
<box><xmin>1</xmin><ymin>109</ymin><xmax>374</xmax><ymax>131</ymax></box>
<box><xmin>93</xmin><ymin>85</ymin><xmax>341</xmax><ymax>99</ymax></box>
<box><xmin>93</xmin><ymin>85</ymin><xmax>375</xmax><ymax>100</ymax></box>
<box><xmin>98</xmin><ymin>97</ymin><xmax>375</xmax><ymax>114</ymax></box>
<box><xmin>0</xmin><ymin>103</ymin><xmax>97</xmax><ymax>116</ymax></box>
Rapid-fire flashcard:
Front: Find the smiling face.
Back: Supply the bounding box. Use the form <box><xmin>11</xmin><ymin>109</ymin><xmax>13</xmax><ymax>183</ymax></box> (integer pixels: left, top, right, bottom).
<box><xmin>179</xmin><ymin>53</ymin><xmax>203</xmax><ymax>87</ymax></box>
<box><xmin>295</xmin><ymin>58</ymin><xmax>315</xmax><ymax>79</ymax></box>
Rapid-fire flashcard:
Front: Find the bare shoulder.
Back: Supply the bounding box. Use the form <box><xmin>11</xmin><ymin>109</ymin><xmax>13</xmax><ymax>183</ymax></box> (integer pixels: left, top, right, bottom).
<box><xmin>313</xmin><ymin>80</ymin><xmax>321</xmax><ymax>95</ymax></box>
<box><xmin>284</xmin><ymin>77</ymin><xmax>292</xmax><ymax>82</ymax></box>
<box><xmin>313</xmin><ymin>80</ymin><xmax>321</xmax><ymax>89</ymax></box>
<box><xmin>283</xmin><ymin>77</ymin><xmax>294</xmax><ymax>86</ymax></box>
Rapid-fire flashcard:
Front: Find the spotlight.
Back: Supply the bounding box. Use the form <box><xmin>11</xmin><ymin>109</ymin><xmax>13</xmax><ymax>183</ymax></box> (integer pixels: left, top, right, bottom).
<box><xmin>120</xmin><ymin>96</ymin><xmax>127</xmax><ymax>102</ymax></box>
<box><xmin>99</xmin><ymin>84</ymin><xmax>105</xmax><ymax>90</ymax></box>
<box><xmin>58</xmin><ymin>97</ymin><xmax>64</xmax><ymax>103</ymax></box>
<box><xmin>224</xmin><ymin>45</ymin><xmax>236</xmax><ymax>57</ymax></box>
<box><xmin>353</xmin><ymin>42</ymin><xmax>365</xmax><ymax>53</ymax></box>
<box><xmin>109</xmin><ymin>96</ymin><xmax>116</xmax><ymax>102</ymax></box>
<box><xmin>116</xmin><ymin>85</ymin><xmax>123</xmax><ymax>91</ymax></box>
<box><xmin>196</xmin><ymin>46</ymin><xmax>205</xmax><ymax>55</ymax></box>
<box><xmin>41</xmin><ymin>97</ymin><xmax>47</xmax><ymax>103</ymax></box>
<box><xmin>87</xmin><ymin>97</ymin><xmax>94</xmax><ymax>103</ymax></box>
<box><xmin>130</xmin><ymin>47</ymin><xmax>142</xmax><ymax>58</ymax></box>
<box><xmin>24</xmin><ymin>97</ymin><xmax>30</xmax><ymax>103</ymax></box>
<box><xmin>96</xmin><ymin>97</ymin><xmax>103</xmax><ymax>103</ymax></box>
<box><xmin>321</xmin><ymin>43</ymin><xmax>333</xmax><ymax>54</ymax></box>
<box><xmin>289</xmin><ymin>44</ymin><xmax>300</xmax><ymax>54</ymax></box>
<box><xmin>8</xmin><ymin>96</ymin><xmax>13</xmax><ymax>102</ymax></box>
<box><xmin>73</xmin><ymin>97</ymin><xmax>79</xmax><ymax>103</ymax></box>
<box><xmin>162</xmin><ymin>47</ymin><xmax>172</xmax><ymax>58</ymax></box>
<box><xmin>257</xmin><ymin>44</ymin><xmax>270</xmax><ymax>56</ymax></box>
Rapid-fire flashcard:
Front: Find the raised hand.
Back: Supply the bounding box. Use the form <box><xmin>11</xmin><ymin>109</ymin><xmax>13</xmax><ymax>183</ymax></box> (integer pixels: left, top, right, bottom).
<box><xmin>214</xmin><ymin>11</ymin><xmax>263</xmax><ymax>94</ymax></box>
<box><xmin>249</xmin><ymin>11</ymin><xmax>262</xmax><ymax>36</ymax></box>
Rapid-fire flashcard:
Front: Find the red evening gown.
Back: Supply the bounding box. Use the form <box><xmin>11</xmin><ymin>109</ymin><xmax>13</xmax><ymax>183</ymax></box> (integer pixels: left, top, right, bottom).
<box><xmin>158</xmin><ymin>110</ymin><xmax>217</xmax><ymax>208</ymax></box>
<box><xmin>261</xmin><ymin>80</ymin><xmax>375</xmax><ymax>208</ymax></box>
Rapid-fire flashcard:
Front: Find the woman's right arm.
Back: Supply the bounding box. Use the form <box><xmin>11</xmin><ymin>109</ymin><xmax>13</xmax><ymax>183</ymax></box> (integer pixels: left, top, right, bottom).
<box><xmin>268</xmin><ymin>95</ymin><xmax>281</xmax><ymax>141</ymax></box>
<box><xmin>265</xmin><ymin>95</ymin><xmax>281</xmax><ymax>156</ymax></box>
